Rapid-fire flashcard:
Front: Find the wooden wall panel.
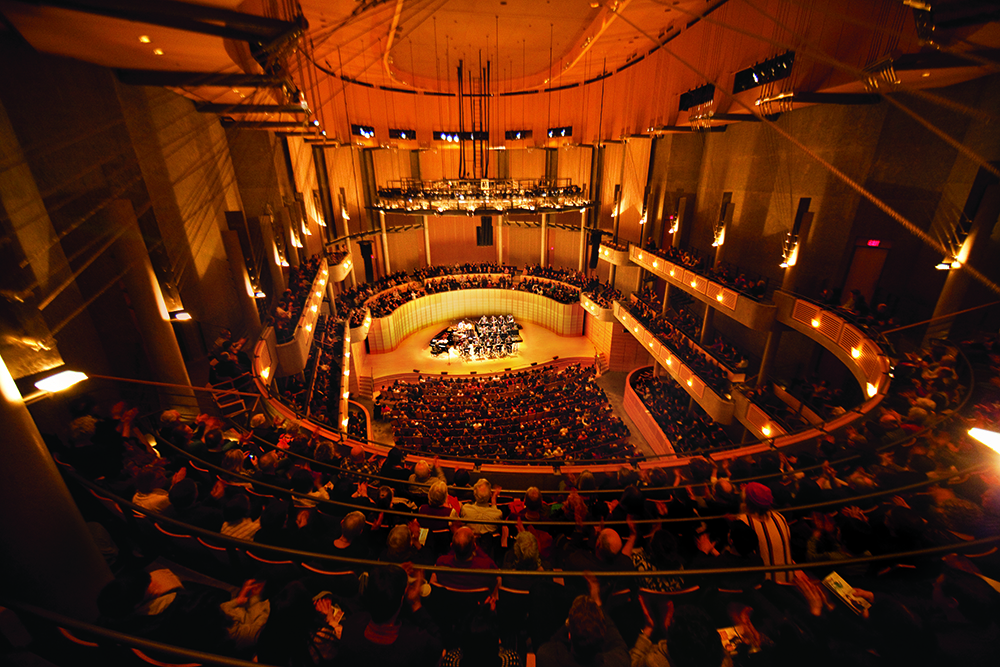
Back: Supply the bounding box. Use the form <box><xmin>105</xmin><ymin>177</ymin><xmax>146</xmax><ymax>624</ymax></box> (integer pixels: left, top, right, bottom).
<box><xmin>372</xmin><ymin>148</ymin><xmax>411</xmax><ymax>187</ymax></box>
<box><xmin>426</xmin><ymin>216</ymin><xmax>496</xmax><ymax>266</ymax></box>
<box><xmin>387</xmin><ymin>227</ymin><xmax>426</xmax><ymax>274</ymax></box>
<box><xmin>506</xmin><ymin>224</ymin><xmax>541</xmax><ymax>268</ymax></box>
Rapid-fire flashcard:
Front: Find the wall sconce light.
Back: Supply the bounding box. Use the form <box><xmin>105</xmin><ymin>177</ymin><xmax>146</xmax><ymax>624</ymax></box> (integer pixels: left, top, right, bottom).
<box><xmin>35</xmin><ymin>370</ymin><xmax>88</xmax><ymax>393</ymax></box>
<box><xmin>23</xmin><ymin>369</ymin><xmax>89</xmax><ymax>405</ymax></box>
<box><xmin>780</xmin><ymin>231</ymin><xmax>799</xmax><ymax>268</ymax></box>
<box><xmin>811</xmin><ymin>318</ymin><xmax>821</xmax><ymax>328</ymax></box>
<box><xmin>851</xmin><ymin>347</ymin><xmax>861</xmax><ymax>359</ymax></box>
<box><xmin>866</xmin><ymin>382</ymin><xmax>877</xmax><ymax>398</ymax></box>
<box><xmin>761</xmin><ymin>424</ymin><xmax>772</xmax><ymax>437</ymax></box>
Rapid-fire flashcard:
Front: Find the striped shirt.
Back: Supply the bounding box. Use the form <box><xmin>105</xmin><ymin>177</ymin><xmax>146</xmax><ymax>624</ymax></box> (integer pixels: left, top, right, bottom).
<box><xmin>740</xmin><ymin>511</ymin><xmax>793</xmax><ymax>583</ymax></box>
<box><xmin>221</xmin><ymin>518</ymin><xmax>261</xmax><ymax>541</ymax></box>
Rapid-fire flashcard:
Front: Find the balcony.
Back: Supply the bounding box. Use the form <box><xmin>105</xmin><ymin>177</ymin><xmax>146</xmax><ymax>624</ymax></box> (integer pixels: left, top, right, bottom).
<box><xmin>629</xmin><ymin>244</ymin><xmax>777</xmax><ymax>331</ymax></box>
<box><xmin>614</xmin><ymin>301</ymin><xmax>735</xmax><ymax>424</ymax></box>
<box><xmin>773</xmin><ymin>290</ymin><xmax>890</xmax><ymax>400</ymax></box>
<box><xmin>597</xmin><ymin>242</ymin><xmax>631</xmax><ymax>266</ymax></box>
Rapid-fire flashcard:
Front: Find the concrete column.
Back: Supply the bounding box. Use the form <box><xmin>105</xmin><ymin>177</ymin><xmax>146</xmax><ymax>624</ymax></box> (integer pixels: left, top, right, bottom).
<box><xmin>540</xmin><ymin>214</ymin><xmax>548</xmax><ymax>267</ymax></box>
<box><xmin>259</xmin><ymin>214</ymin><xmax>287</xmax><ymax>299</ymax></box>
<box><xmin>780</xmin><ymin>211</ymin><xmax>813</xmax><ymax>295</ymax></box>
<box><xmin>279</xmin><ymin>206</ymin><xmax>300</xmax><ymax>268</ymax></box>
<box><xmin>423</xmin><ymin>215</ymin><xmax>432</xmax><ymax>266</ymax></box>
<box><xmin>326</xmin><ymin>279</ymin><xmax>338</xmax><ymax>319</ymax></box>
<box><xmin>0</xmin><ymin>354</ymin><xmax>113</xmax><ymax>621</ymax></box>
<box><xmin>108</xmin><ymin>202</ymin><xmax>196</xmax><ymax>410</ymax></box>
<box><xmin>221</xmin><ymin>230</ymin><xmax>262</xmax><ymax>340</ymax></box>
<box><xmin>578</xmin><ymin>210</ymin><xmax>587</xmax><ymax>272</ymax></box>
<box><xmin>700</xmin><ymin>308</ymin><xmax>716</xmax><ymax>346</ymax></box>
<box><xmin>757</xmin><ymin>328</ymin><xmax>783</xmax><ymax>388</ymax></box>
<box><xmin>497</xmin><ymin>215</ymin><xmax>504</xmax><ymax>264</ymax></box>
<box><xmin>379</xmin><ymin>211</ymin><xmax>391</xmax><ymax>274</ymax></box>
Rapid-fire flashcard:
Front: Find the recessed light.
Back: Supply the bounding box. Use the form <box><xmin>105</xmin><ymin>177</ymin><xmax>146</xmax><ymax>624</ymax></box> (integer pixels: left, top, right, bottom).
<box><xmin>153</xmin><ymin>48</ymin><xmax>164</xmax><ymax>55</ymax></box>
<box><xmin>139</xmin><ymin>35</ymin><xmax>151</xmax><ymax>44</ymax></box>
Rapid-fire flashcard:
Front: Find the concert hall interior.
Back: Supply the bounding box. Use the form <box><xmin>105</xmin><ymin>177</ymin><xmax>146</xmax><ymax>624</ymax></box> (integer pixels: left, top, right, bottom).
<box><xmin>2</xmin><ymin>1</ymin><xmax>1000</xmax><ymax>665</ymax></box>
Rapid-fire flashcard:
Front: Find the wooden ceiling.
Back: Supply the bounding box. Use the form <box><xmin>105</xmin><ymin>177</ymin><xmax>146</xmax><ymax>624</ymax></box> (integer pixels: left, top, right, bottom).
<box><xmin>1</xmin><ymin>0</ymin><xmax>997</xmax><ymax>143</ymax></box>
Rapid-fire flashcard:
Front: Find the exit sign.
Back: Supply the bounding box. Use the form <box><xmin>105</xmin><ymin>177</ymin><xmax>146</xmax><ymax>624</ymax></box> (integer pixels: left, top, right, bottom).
<box><xmin>867</xmin><ymin>239</ymin><xmax>881</xmax><ymax>247</ymax></box>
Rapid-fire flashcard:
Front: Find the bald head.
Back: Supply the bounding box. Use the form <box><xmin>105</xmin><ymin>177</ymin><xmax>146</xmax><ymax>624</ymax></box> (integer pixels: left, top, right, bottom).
<box><xmin>341</xmin><ymin>511</ymin><xmax>366</xmax><ymax>543</ymax></box>
<box><xmin>595</xmin><ymin>528</ymin><xmax>622</xmax><ymax>562</ymax></box>
<box><xmin>452</xmin><ymin>526</ymin><xmax>476</xmax><ymax>561</ymax></box>
<box><xmin>350</xmin><ymin>445</ymin><xmax>365</xmax><ymax>462</ymax></box>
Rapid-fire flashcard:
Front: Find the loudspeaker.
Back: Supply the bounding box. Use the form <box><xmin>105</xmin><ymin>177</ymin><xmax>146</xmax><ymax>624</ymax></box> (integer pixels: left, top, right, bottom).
<box><xmin>477</xmin><ymin>216</ymin><xmax>493</xmax><ymax>246</ymax></box>
<box><xmin>589</xmin><ymin>230</ymin><xmax>602</xmax><ymax>269</ymax></box>
<box><xmin>358</xmin><ymin>240</ymin><xmax>374</xmax><ymax>282</ymax></box>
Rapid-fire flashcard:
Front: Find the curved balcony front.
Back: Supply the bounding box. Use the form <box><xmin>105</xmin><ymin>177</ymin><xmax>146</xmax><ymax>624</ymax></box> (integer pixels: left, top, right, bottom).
<box><xmin>328</xmin><ymin>253</ymin><xmax>354</xmax><ymax>282</ymax></box>
<box><xmin>598</xmin><ymin>243</ymin><xmax>631</xmax><ymax>266</ymax></box>
<box><xmin>629</xmin><ymin>245</ymin><xmax>777</xmax><ymax>331</ymax></box>
<box><xmin>580</xmin><ymin>293</ymin><xmax>615</xmax><ymax>322</ymax></box>
<box><xmin>367</xmin><ymin>288</ymin><xmax>584</xmax><ymax>353</ymax></box>
<box><xmin>773</xmin><ymin>290</ymin><xmax>891</xmax><ymax>401</ymax></box>
<box><xmin>274</xmin><ymin>258</ymin><xmax>328</xmax><ymax>376</ymax></box>
<box><xmin>613</xmin><ymin>301</ymin><xmax>735</xmax><ymax>424</ymax></box>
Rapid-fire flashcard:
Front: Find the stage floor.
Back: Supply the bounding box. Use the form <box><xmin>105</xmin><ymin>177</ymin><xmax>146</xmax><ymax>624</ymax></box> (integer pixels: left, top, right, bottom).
<box><xmin>357</xmin><ymin>319</ymin><xmax>600</xmax><ymax>383</ymax></box>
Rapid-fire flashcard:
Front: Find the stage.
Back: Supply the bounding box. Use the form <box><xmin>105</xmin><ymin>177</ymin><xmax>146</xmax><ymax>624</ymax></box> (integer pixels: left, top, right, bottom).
<box><xmin>355</xmin><ymin>319</ymin><xmax>600</xmax><ymax>388</ymax></box>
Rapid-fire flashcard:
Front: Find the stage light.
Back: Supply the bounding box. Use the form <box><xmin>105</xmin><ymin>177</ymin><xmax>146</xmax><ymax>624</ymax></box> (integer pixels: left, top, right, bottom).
<box><xmin>35</xmin><ymin>370</ymin><xmax>88</xmax><ymax>393</ymax></box>
<box><xmin>968</xmin><ymin>428</ymin><xmax>1000</xmax><ymax>455</ymax></box>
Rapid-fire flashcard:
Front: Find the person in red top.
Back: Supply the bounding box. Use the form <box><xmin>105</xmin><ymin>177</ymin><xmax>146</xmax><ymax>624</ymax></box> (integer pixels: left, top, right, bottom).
<box><xmin>433</xmin><ymin>527</ymin><xmax>499</xmax><ymax>591</ymax></box>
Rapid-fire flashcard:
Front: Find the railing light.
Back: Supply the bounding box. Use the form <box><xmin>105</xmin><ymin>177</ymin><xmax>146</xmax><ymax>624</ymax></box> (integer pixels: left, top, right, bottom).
<box><xmin>35</xmin><ymin>370</ymin><xmax>88</xmax><ymax>393</ymax></box>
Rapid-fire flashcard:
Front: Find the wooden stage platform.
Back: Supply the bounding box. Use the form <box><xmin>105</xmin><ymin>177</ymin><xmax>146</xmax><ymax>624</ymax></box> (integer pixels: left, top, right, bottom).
<box><xmin>355</xmin><ymin>319</ymin><xmax>600</xmax><ymax>390</ymax></box>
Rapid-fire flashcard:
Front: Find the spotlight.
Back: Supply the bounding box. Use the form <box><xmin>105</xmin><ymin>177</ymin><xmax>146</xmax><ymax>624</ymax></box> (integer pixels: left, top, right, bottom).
<box><xmin>34</xmin><ymin>370</ymin><xmax>88</xmax><ymax>393</ymax></box>
<box><xmin>968</xmin><ymin>427</ymin><xmax>1000</xmax><ymax>455</ymax></box>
